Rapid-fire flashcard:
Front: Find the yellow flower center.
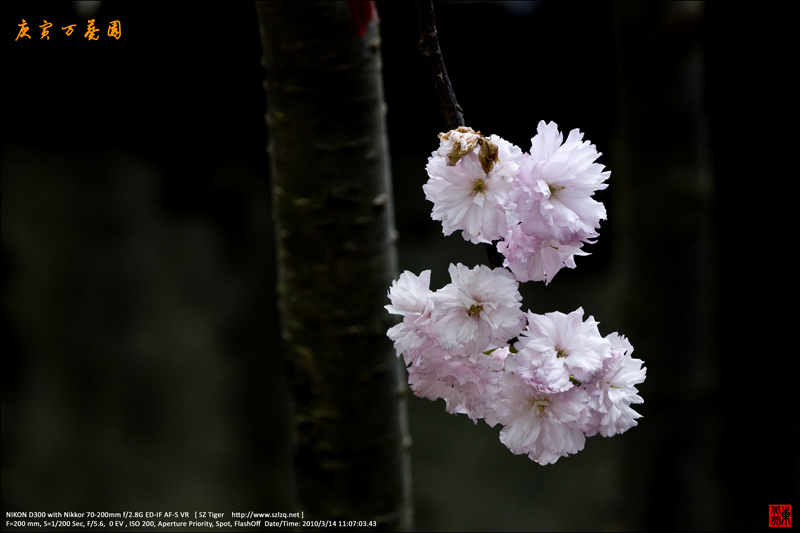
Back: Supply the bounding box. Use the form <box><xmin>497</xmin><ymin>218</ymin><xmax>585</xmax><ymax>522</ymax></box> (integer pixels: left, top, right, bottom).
<box><xmin>467</xmin><ymin>304</ymin><xmax>483</xmax><ymax>316</ymax></box>
<box><xmin>530</xmin><ymin>398</ymin><xmax>549</xmax><ymax>414</ymax></box>
<box><xmin>548</xmin><ymin>183</ymin><xmax>565</xmax><ymax>198</ymax></box>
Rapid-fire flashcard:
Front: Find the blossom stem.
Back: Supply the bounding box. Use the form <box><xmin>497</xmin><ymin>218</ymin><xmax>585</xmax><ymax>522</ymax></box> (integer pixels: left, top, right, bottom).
<box><xmin>484</xmin><ymin>242</ymin><xmax>504</xmax><ymax>269</ymax></box>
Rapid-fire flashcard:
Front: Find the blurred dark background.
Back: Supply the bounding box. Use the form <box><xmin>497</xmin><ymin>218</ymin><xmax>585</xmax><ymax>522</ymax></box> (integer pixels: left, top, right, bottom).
<box><xmin>1</xmin><ymin>1</ymin><xmax>797</xmax><ymax>531</ymax></box>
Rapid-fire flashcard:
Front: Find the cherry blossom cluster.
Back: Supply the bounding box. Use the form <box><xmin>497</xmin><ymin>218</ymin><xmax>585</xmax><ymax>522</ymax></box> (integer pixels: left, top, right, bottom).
<box><xmin>386</xmin><ymin>123</ymin><xmax>645</xmax><ymax>465</ymax></box>
<box><xmin>424</xmin><ymin>121</ymin><xmax>609</xmax><ymax>284</ymax></box>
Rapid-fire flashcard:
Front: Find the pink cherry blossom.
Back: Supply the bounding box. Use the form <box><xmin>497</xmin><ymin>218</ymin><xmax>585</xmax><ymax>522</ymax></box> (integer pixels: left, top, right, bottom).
<box><xmin>424</xmin><ymin>131</ymin><xmax>522</xmax><ymax>244</ymax></box>
<box><xmin>429</xmin><ymin>263</ymin><xmax>525</xmax><ymax>356</ymax></box>
<box><xmin>497</xmin><ymin>222</ymin><xmax>589</xmax><ymax>284</ymax></box>
<box><xmin>408</xmin><ymin>352</ymin><xmax>504</xmax><ymax>424</ymax></box>
<box><xmin>385</xmin><ymin>270</ymin><xmax>439</xmax><ymax>366</ymax></box>
<box><xmin>584</xmin><ymin>333</ymin><xmax>646</xmax><ymax>437</ymax></box>
<box><xmin>510</xmin><ymin>307</ymin><xmax>612</xmax><ymax>390</ymax></box>
<box><xmin>492</xmin><ymin>371</ymin><xmax>591</xmax><ymax>465</ymax></box>
<box><xmin>511</xmin><ymin>121</ymin><xmax>609</xmax><ymax>244</ymax></box>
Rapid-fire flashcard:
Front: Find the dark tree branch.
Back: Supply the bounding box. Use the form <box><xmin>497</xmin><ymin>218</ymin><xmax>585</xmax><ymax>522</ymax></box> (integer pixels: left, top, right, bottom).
<box><xmin>415</xmin><ymin>0</ymin><xmax>505</xmax><ymax>269</ymax></box>
<box><xmin>414</xmin><ymin>0</ymin><xmax>464</xmax><ymax>130</ymax></box>
<box><xmin>483</xmin><ymin>241</ymin><xmax>503</xmax><ymax>270</ymax></box>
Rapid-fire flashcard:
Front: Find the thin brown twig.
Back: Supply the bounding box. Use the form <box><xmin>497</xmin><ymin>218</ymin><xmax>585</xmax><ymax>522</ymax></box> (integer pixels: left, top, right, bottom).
<box><xmin>415</xmin><ymin>0</ymin><xmax>504</xmax><ymax>269</ymax></box>
<box><xmin>414</xmin><ymin>0</ymin><xmax>464</xmax><ymax>131</ymax></box>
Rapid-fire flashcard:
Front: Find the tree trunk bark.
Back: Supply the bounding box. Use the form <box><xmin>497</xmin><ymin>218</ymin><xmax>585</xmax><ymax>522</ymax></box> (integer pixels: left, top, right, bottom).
<box><xmin>256</xmin><ymin>2</ymin><xmax>412</xmax><ymax>530</ymax></box>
